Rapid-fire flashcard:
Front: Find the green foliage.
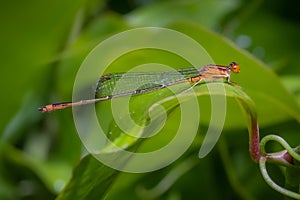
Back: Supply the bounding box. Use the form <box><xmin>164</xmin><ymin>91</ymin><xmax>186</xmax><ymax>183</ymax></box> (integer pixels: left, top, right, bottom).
<box><xmin>1</xmin><ymin>0</ymin><xmax>300</xmax><ymax>199</ymax></box>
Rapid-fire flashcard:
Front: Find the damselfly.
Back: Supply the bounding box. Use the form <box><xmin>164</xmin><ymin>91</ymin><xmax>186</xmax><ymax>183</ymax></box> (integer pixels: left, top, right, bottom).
<box><xmin>39</xmin><ymin>62</ymin><xmax>240</xmax><ymax>112</ymax></box>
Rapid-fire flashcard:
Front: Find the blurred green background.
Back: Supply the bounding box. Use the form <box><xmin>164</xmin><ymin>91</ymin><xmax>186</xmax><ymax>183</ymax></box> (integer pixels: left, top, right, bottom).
<box><xmin>0</xmin><ymin>0</ymin><xmax>300</xmax><ymax>199</ymax></box>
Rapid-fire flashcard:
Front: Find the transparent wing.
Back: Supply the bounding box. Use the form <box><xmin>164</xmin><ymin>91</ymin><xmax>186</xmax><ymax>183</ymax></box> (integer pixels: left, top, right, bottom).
<box><xmin>95</xmin><ymin>67</ymin><xmax>200</xmax><ymax>98</ymax></box>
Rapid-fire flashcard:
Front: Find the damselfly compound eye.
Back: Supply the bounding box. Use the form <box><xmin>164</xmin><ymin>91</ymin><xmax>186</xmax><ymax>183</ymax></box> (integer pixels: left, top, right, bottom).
<box><xmin>230</xmin><ymin>62</ymin><xmax>240</xmax><ymax>73</ymax></box>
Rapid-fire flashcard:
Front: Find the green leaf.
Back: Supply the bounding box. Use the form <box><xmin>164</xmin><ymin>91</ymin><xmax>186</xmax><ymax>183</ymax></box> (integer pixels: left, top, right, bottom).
<box><xmin>57</xmin><ymin>81</ymin><xmax>260</xmax><ymax>199</ymax></box>
<box><xmin>126</xmin><ymin>0</ymin><xmax>239</xmax><ymax>28</ymax></box>
<box><xmin>234</xmin><ymin>9</ymin><xmax>300</xmax><ymax>74</ymax></box>
<box><xmin>56</xmin><ymin>155</ymin><xmax>118</xmax><ymax>200</ymax></box>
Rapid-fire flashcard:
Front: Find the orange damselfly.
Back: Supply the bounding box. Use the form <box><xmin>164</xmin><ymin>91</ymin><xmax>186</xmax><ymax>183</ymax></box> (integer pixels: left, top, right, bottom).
<box><xmin>39</xmin><ymin>62</ymin><xmax>240</xmax><ymax>112</ymax></box>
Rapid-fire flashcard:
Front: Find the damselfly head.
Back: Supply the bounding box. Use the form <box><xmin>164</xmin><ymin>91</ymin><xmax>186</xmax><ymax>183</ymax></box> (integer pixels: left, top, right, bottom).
<box><xmin>229</xmin><ymin>62</ymin><xmax>240</xmax><ymax>73</ymax></box>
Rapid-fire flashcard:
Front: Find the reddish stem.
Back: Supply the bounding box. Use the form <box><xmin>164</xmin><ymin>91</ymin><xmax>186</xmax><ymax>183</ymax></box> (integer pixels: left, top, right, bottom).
<box><xmin>249</xmin><ymin>117</ymin><xmax>261</xmax><ymax>162</ymax></box>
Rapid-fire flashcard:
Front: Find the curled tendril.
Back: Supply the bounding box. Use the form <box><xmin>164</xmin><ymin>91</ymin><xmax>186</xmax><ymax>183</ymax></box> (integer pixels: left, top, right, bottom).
<box><xmin>260</xmin><ymin>134</ymin><xmax>300</xmax><ymax>167</ymax></box>
<box><xmin>259</xmin><ymin>134</ymin><xmax>300</xmax><ymax>199</ymax></box>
